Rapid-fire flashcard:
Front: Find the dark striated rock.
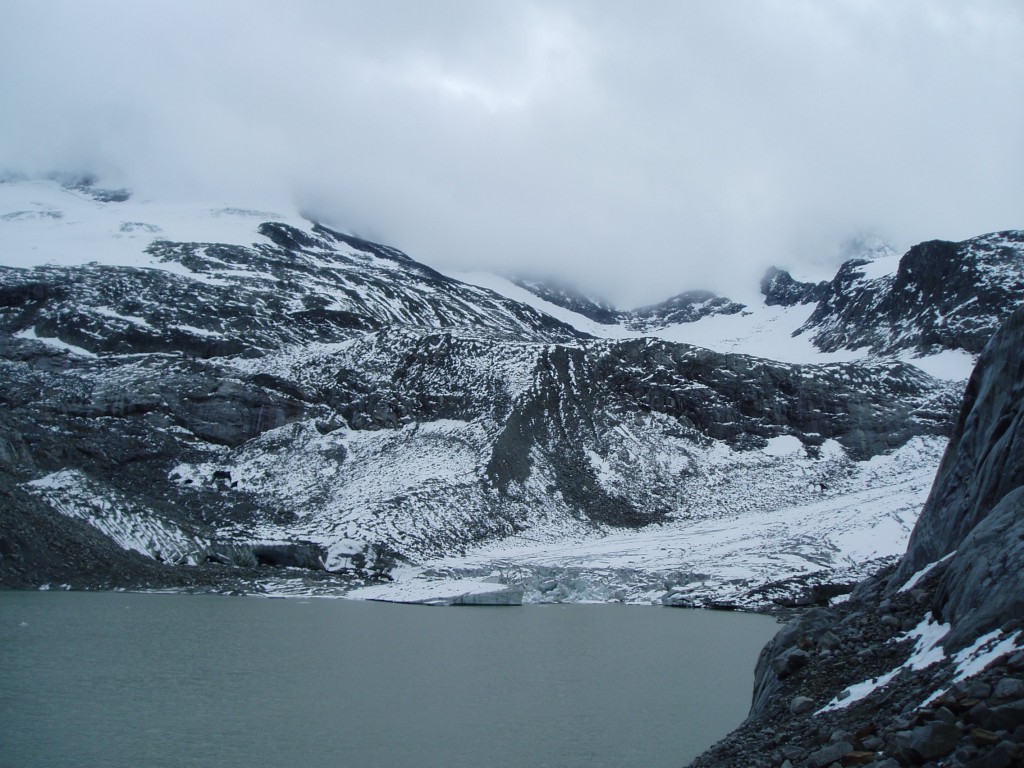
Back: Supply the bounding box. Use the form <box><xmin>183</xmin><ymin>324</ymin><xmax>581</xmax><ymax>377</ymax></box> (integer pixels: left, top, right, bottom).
<box><xmin>897</xmin><ymin>305</ymin><xmax>1024</xmax><ymax>577</ymax></box>
<box><xmin>168</xmin><ymin>378</ymin><xmax>307</xmax><ymax>447</ymax></box>
<box><xmin>931</xmin><ymin>487</ymin><xmax>1024</xmax><ymax>649</ymax></box>
<box><xmin>890</xmin><ymin>307</ymin><xmax>1024</xmax><ymax>648</ymax></box>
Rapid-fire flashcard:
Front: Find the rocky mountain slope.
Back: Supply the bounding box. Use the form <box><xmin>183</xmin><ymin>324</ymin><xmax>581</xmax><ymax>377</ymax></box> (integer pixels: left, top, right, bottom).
<box><xmin>689</xmin><ymin>307</ymin><xmax>1024</xmax><ymax>768</ymax></box>
<box><xmin>795</xmin><ymin>231</ymin><xmax>1024</xmax><ymax>357</ymax></box>
<box><xmin>0</xmin><ymin>177</ymin><xmax>1021</xmax><ymax>606</ymax></box>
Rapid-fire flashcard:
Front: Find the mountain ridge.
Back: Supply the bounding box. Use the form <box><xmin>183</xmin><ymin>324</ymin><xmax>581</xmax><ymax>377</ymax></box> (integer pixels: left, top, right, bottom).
<box><xmin>0</xmin><ymin>177</ymin><xmax>1020</xmax><ymax>610</ymax></box>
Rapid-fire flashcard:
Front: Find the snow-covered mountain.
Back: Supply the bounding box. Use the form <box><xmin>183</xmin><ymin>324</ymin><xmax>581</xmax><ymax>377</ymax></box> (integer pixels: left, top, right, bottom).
<box><xmin>456</xmin><ymin>238</ymin><xmax>1005</xmax><ymax>381</ymax></box>
<box><xmin>1</xmin><ymin>176</ymin><xmax>1022</xmax><ymax>606</ymax></box>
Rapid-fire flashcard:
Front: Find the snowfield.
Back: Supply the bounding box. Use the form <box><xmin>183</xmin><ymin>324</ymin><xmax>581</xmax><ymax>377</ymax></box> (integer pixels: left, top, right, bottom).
<box><xmin>340</xmin><ymin>436</ymin><xmax>945</xmax><ymax>607</ymax></box>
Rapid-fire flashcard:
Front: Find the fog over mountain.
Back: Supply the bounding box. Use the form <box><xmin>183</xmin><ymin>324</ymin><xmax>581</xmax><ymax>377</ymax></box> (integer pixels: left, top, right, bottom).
<box><xmin>1</xmin><ymin>1</ymin><xmax>1023</xmax><ymax>306</ymax></box>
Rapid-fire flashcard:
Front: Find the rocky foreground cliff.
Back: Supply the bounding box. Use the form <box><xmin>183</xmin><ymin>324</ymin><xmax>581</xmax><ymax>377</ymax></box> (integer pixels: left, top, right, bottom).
<box><xmin>688</xmin><ymin>307</ymin><xmax>1024</xmax><ymax>768</ymax></box>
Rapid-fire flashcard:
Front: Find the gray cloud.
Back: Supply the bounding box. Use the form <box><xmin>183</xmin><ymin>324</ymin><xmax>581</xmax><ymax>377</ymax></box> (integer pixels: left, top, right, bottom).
<box><xmin>1</xmin><ymin>0</ymin><xmax>1022</xmax><ymax>306</ymax></box>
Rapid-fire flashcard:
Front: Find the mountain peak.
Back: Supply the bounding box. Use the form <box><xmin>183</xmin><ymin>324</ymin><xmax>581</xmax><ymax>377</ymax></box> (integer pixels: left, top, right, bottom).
<box><xmin>760</xmin><ymin>266</ymin><xmax>829</xmax><ymax>307</ymax></box>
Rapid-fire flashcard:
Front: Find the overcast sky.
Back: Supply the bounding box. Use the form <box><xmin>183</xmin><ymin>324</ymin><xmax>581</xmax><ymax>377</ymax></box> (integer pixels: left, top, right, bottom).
<box><xmin>1</xmin><ymin>1</ymin><xmax>1022</xmax><ymax>306</ymax></box>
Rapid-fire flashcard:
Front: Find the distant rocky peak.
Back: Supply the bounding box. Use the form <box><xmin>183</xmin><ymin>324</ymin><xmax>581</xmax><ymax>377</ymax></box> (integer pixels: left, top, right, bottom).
<box><xmin>799</xmin><ymin>230</ymin><xmax>1024</xmax><ymax>357</ymax></box>
<box><xmin>760</xmin><ymin>266</ymin><xmax>829</xmax><ymax>307</ymax></box>
<box><xmin>512</xmin><ymin>272</ymin><xmax>748</xmax><ymax>331</ymax></box>
<box><xmin>511</xmin><ymin>276</ymin><xmax>622</xmax><ymax>325</ymax></box>
<box><xmin>48</xmin><ymin>172</ymin><xmax>131</xmax><ymax>203</ymax></box>
<box><xmin>624</xmin><ymin>289</ymin><xmax>746</xmax><ymax>331</ymax></box>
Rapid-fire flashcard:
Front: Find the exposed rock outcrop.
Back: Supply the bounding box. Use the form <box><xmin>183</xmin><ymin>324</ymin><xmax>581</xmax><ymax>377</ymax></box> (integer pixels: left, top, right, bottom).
<box><xmin>626</xmin><ymin>289</ymin><xmax>746</xmax><ymax>330</ymax></box>
<box><xmin>895</xmin><ymin>305</ymin><xmax>1024</xmax><ymax>582</ymax></box>
<box><xmin>689</xmin><ymin>307</ymin><xmax>1024</xmax><ymax>768</ymax></box>
<box><xmin>760</xmin><ymin>267</ymin><xmax>829</xmax><ymax>307</ymax></box>
<box><xmin>799</xmin><ymin>231</ymin><xmax>1024</xmax><ymax>356</ymax></box>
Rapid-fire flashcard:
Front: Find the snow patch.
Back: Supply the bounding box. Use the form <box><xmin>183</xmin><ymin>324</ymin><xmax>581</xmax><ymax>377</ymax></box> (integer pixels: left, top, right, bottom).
<box><xmin>762</xmin><ymin>435</ymin><xmax>804</xmax><ymax>457</ymax></box>
<box><xmin>14</xmin><ymin>326</ymin><xmax>97</xmax><ymax>358</ymax></box>
<box><xmin>950</xmin><ymin>629</ymin><xmax>1023</xmax><ymax>684</ymax></box>
<box><xmin>898</xmin><ymin>551</ymin><xmax>958</xmax><ymax>593</ymax></box>
<box><xmin>0</xmin><ymin>179</ymin><xmax>295</xmax><ymax>272</ymax></box>
<box><xmin>857</xmin><ymin>251</ymin><xmax>902</xmax><ymax>281</ymax></box>
<box><xmin>900</xmin><ymin>349</ymin><xmax>976</xmax><ymax>382</ymax></box>
<box><xmin>819</xmin><ymin>614</ymin><xmax>950</xmax><ymax>712</ymax></box>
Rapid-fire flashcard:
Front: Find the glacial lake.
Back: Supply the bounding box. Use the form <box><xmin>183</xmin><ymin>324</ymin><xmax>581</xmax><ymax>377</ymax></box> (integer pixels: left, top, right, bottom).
<box><xmin>0</xmin><ymin>591</ymin><xmax>778</xmax><ymax>768</ymax></box>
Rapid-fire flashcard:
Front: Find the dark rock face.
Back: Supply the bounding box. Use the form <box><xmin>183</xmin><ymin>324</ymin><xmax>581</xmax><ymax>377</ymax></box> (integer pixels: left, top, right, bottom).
<box><xmin>896</xmin><ymin>307</ymin><xmax>1024</xmax><ymax>581</ymax></box>
<box><xmin>689</xmin><ymin>307</ymin><xmax>1024</xmax><ymax>768</ymax></box>
<box><xmin>888</xmin><ymin>307</ymin><xmax>1024</xmax><ymax>649</ymax></box>
<box><xmin>249</xmin><ymin>542</ymin><xmax>327</xmax><ymax>570</ymax></box>
<box><xmin>760</xmin><ymin>267</ymin><xmax>829</xmax><ymax>307</ymax></box>
<box><xmin>931</xmin><ymin>487</ymin><xmax>1024</xmax><ymax>651</ymax></box>
<box><xmin>799</xmin><ymin>231</ymin><xmax>1024</xmax><ymax>356</ymax></box>
<box><xmin>588</xmin><ymin>341</ymin><xmax>955</xmax><ymax>460</ymax></box>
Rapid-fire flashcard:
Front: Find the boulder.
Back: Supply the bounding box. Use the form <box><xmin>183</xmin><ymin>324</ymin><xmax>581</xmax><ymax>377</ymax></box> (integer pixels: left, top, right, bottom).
<box><xmin>895</xmin><ymin>722</ymin><xmax>961</xmax><ymax>762</ymax></box>
<box><xmin>789</xmin><ymin>696</ymin><xmax>815</xmax><ymax>715</ymax></box>
<box><xmin>993</xmin><ymin>678</ymin><xmax>1024</xmax><ymax>700</ymax></box>
<box><xmin>771</xmin><ymin>648</ymin><xmax>810</xmax><ymax>679</ymax></box>
<box><xmin>807</xmin><ymin>740</ymin><xmax>852</xmax><ymax>768</ymax></box>
<box><xmin>990</xmin><ymin>701</ymin><xmax>1024</xmax><ymax>732</ymax></box>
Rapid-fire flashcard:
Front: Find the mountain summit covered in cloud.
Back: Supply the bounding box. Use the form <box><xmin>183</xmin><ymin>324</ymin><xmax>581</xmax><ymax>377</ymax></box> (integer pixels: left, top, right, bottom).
<box><xmin>2</xmin><ymin>2</ymin><xmax>1022</xmax><ymax>307</ymax></box>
